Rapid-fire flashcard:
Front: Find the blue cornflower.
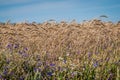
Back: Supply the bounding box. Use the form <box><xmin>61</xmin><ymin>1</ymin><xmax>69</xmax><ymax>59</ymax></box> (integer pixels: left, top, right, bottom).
<box><xmin>3</xmin><ymin>70</ymin><xmax>8</xmax><ymax>75</ymax></box>
<box><xmin>50</xmin><ymin>63</ymin><xmax>55</xmax><ymax>67</ymax></box>
<box><xmin>93</xmin><ymin>61</ymin><xmax>98</xmax><ymax>68</ymax></box>
<box><xmin>47</xmin><ymin>72</ymin><xmax>53</xmax><ymax>76</ymax></box>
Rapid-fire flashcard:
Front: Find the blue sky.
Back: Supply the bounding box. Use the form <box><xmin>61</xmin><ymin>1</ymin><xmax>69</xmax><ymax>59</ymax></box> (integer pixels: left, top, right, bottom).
<box><xmin>0</xmin><ymin>0</ymin><xmax>120</xmax><ymax>23</ymax></box>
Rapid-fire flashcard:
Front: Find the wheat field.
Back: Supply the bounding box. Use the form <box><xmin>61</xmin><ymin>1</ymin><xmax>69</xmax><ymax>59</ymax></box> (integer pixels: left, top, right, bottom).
<box><xmin>0</xmin><ymin>19</ymin><xmax>120</xmax><ymax>80</ymax></box>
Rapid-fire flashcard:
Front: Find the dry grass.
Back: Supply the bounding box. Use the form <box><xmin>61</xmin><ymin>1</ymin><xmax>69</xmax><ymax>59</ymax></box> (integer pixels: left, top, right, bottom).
<box><xmin>0</xmin><ymin>19</ymin><xmax>120</xmax><ymax>79</ymax></box>
<box><xmin>0</xmin><ymin>19</ymin><xmax>119</xmax><ymax>55</ymax></box>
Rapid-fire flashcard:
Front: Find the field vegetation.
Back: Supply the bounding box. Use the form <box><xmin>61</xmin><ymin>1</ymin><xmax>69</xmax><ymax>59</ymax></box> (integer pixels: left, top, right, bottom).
<box><xmin>0</xmin><ymin>19</ymin><xmax>120</xmax><ymax>80</ymax></box>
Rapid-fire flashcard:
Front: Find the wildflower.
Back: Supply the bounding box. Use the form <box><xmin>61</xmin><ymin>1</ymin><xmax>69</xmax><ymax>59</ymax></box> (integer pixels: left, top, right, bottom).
<box><xmin>6</xmin><ymin>43</ymin><xmax>13</xmax><ymax>50</ymax></box>
<box><xmin>36</xmin><ymin>62</ymin><xmax>42</xmax><ymax>67</ymax></box>
<box><xmin>50</xmin><ymin>63</ymin><xmax>55</xmax><ymax>67</ymax></box>
<box><xmin>93</xmin><ymin>63</ymin><xmax>98</xmax><ymax>68</ymax></box>
<box><xmin>19</xmin><ymin>76</ymin><xmax>24</xmax><ymax>80</ymax></box>
<box><xmin>3</xmin><ymin>66</ymin><xmax>8</xmax><ymax>75</ymax></box>
<box><xmin>47</xmin><ymin>72</ymin><xmax>53</xmax><ymax>76</ymax></box>
<box><xmin>63</xmin><ymin>59</ymin><xmax>67</xmax><ymax>64</ymax></box>
<box><xmin>24</xmin><ymin>47</ymin><xmax>28</xmax><ymax>51</ymax></box>
<box><xmin>18</xmin><ymin>50</ymin><xmax>28</xmax><ymax>57</ymax></box>
<box><xmin>34</xmin><ymin>68</ymin><xmax>37</xmax><ymax>72</ymax></box>
<box><xmin>10</xmin><ymin>71</ymin><xmax>14</xmax><ymax>76</ymax></box>
<box><xmin>0</xmin><ymin>75</ymin><xmax>3</xmax><ymax>79</ymax></box>
<box><xmin>88</xmin><ymin>52</ymin><xmax>92</xmax><ymax>58</ymax></box>
<box><xmin>36</xmin><ymin>55</ymin><xmax>41</xmax><ymax>61</ymax></box>
<box><xmin>3</xmin><ymin>70</ymin><xmax>8</xmax><ymax>75</ymax></box>
<box><xmin>71</xmin><ymin>71</ymin><xmax>77</xmax><ymax>77</ymax></box>
<box><xmin>93</xmin><ymin>61</ymin><xmax>98</xmax><ymax>68</ymax></box>
<box><xmin>14</xmin><ymin>44</ymin><xmax>19</xmax><ymax>49</ymax></box>
<box><xmin>34</xmin><ymin>68</ymin><xmax>41</xmax><ymax>72</ymax></box>
<box><xmin>6</xmin><ymin>43</ymin><xmax>12</xmax><ymax>48</ymax></box>
<box><xmin>22</xmin><ymin>53</ymin><xmax>28</xmax><ymax>57</ymax></box>
<box><xmin>108</xmin><ymin>73</ymin><xmax>113</xmax><ymax>80</ymax></box>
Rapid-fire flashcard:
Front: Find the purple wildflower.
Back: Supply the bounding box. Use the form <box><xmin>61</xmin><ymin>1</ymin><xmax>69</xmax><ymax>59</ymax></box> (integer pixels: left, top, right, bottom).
<box><xmin>3</xmin><ymin>66</ymin><xmax>8</xmax><ymax>75</ymax></box>
<box><xmin>50</xmin><ymin>63</ymin><xmax>55</xmax><ymax>67</ymax></box>
<box><xmin>71</xmin><ymin>71</ymin><xmax>77</xmax><ymax>78</ymax></box>
<box><xmin>6</xmin><ymin>43</ymin><xmax>13</xmax><ymax>49</ymax></box>
<box><xmin>24</xmin><ymin>47</ymin><xmax>28</xmax><ymax>51</ymax></box>
<box><xmin>34</xmin><ymin>68</ymin><xmax>41</xmax><ymax>72</ymax></box>
<box><xmin>88</xmin><ymin>52</ymin><xmax>92</xmax><ymax>58</ymax></box>
<box><xmin>36</xmin><ymin>62</ymin><xmax>42</xmax><ymax>67</ymax></box>
<box><xmin>22</xmin><ymin>53</ymin><xmax>28</xmax><ymax>57</ymax></box>
<box><xmin>94</xmin><ymin>63</ymin><xmax>98</xmax><ymax>68</ymax></box>
<box><xmin>3</xmin><ymin>70</ymin><xmax>8</xmax><ymax>75</ymax></box>
<box><xmin>108</xmin><ymin>73</ymin><xmax>113</xmax><ymax>80</ymax></box>
<box><xmin>44</xmin><ymin>65</ymin><xmax>49</xmax><ymax>69</ymax></box>
<box><xmin>14</xmin><ymin>44</ymin><xmax>19</xmax><ymax>49</ymax></box>
<box><xmin>63</xmin><ymin>59</ymin><xmax>67</xmax><ymax>64</ymax></box>
<box><xmin>47</xmin><ymin>72</ymin><xmax>53</xmax><ymax>76</ymax></box>
<box><xmin>19</xmin><ymin>76</ymin><xmax>24</xmax><ymax>80</ymax></box>
<box><xmin>10</xmin><ymin>71</ymin><xmax>14</xmax><ymax>76</ymax></box>
<box><xmin>0</xmin><ymin>75</ymin><xmax>2</xmax><ymax>79</ymax></box>
<box><xmin>18</xmin><ymin>50</ymin><xmax>28</xmax><ymax>57</ymax></box>
<box><xmin>93</xmin><ymin>61</ymin><xmax>98</xmax><ymax>68</ymax></box>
